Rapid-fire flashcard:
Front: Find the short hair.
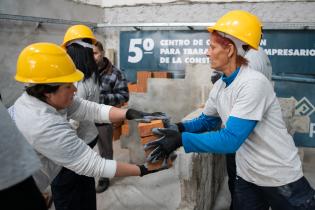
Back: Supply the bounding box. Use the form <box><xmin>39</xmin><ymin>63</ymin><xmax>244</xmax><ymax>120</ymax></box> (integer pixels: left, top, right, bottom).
<box><xmin>26</xmin><ymin>85</ymin><xmax>60</xmax><ymax>102</ymax></box>
<box><xmin>95</xmin><ymin>41</ymin><xmax>104</xmax><ymax>52</ymax></box>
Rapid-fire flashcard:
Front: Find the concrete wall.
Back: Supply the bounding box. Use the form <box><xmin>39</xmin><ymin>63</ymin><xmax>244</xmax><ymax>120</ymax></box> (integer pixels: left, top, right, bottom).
<box><xmin>0</xmin><ymin>0</ymin><xmax>104</xmax><ymax>107</ymax></box>
<box><xmin>89</xmin><ymin>0</ymin><xmax>311</xmax><ymax>8</ymax></box>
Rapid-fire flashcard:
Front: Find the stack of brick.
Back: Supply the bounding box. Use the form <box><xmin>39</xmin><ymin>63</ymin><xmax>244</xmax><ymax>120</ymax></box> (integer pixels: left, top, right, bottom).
<box><xmin>138</xmin><ymin>120</ymin><xmax>173</xmax><ymax>170</ymax></box>
<box><xmin>127</xmin><ymin>71</ymin><xmax>172</xmax><ymax>93</ymax></box>
<box><xmin>122</xmin><ymin>71</ymin><xmax>172</xmax><ymax>141</ymax></box>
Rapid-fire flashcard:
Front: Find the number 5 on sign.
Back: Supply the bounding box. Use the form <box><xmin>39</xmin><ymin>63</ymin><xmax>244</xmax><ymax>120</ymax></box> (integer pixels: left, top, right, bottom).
<box><xmin>128</xmin><ymin>38</ymin><xmax>154</xmax><ymax>63</ymax></box>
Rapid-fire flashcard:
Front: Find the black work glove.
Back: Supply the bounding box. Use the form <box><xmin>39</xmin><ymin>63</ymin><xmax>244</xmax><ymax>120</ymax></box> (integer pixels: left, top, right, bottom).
<box><xmin>138</xmin><ymin>152</ymin><xmax>177</xmax><ymax>176</ymax></box>
<box><xmin>144</xmin><ymin>128</ymin><xmax>182</xmax><ymax>163</ymax></box>
<box><xmin>211</xmin><ymin>71</ymin><xmax>222</xmax><ymax>84</ymax></box>
<box><xmin>126</xmin><ymin>108</ymin><xmax>168</xmax><ymax>123</ymax></box>
<box><xmin>162</xmin><ymin>117</ymin><xmax>185</xmax><ymax>132</ymax></box>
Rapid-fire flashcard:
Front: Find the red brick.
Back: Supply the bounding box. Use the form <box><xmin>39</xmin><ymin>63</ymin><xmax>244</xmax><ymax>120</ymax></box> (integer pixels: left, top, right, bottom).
<box><xmin>140</xmin><ymin>135</ymin><xmax>159</xmax><ymax>145</ymax></box>
<box><xmin>137</xmin><ymin>71</ymin><xmax>152</xmax><ymax>92</ymax></box>
<box><xmin>137</xmin><ymin>120</ymin><xmax>164</xmax><ymax>137</ymax></box>
<box><xmin>152</xmin><ymin>71</ymin><xmax>172</xmax><ymax>78</ymax></box>
<box><xmin>121</xmin><ymin>123</ymin><xmax>129</xmax><ymax>136</ymax></box>
<box><xmin>112</xmin><ymin>126</ymin><xmax>121</xmax><ymax>141</ymax></box>
<box><xmin>128</xmin><ymin>83</ymin><xmax>138</xmax><ymax>92</ymax></box>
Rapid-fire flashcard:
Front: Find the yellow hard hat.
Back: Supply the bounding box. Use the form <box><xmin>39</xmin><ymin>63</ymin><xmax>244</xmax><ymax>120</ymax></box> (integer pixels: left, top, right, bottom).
<box><xmin>15</xmin><ymin>42</ymin><xmax>84</xmax><ymax>84</ymax></box>
<box><xmin>208</xmin><ymin>10</ymin><xmax>262</xmax><ymax>49</ymax></box>
<box><xmin>61</xmin><ymin>24</ymin><xmax>96</xmax><ymax>48</ymax></box>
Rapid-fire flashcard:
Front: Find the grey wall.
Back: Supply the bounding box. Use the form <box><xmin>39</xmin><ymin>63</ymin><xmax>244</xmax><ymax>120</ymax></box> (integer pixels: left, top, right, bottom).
<box><xmin>100</xmin><ymin>1</ymin><xmax>315</xmax><ymax>60</ymax></box>
<box><xmin>0</xmin><ymin>0</ymin><xmax>104</xmax><ymax>107</ymax></box>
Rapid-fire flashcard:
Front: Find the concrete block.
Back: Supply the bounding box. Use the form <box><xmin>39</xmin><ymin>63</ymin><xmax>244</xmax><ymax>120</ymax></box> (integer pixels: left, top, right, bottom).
<box><xmin>278</xmin><ymin>97</ymin><xmax>296</xmax><ymax>118</ymax></box>
<box><xmin>292</xmin><ymin>115</ymin><xmax>310</xmax><ymax>133</ymax></box>
<box><xmin>120</xmin><ymin>121</ymin><xmax>145</xmax><ymax>163</ymax></box>
<box><xmin>176</xmin><ymin>108</ymin><xmax>226</xmax><ymax>210</ymax></box>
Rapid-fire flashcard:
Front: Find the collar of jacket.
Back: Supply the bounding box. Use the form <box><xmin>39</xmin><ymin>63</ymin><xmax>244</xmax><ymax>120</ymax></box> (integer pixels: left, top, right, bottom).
<box><xmin>222</xmin><ymin>67</ymin><xmax>240</xmax><ymax>87</ymax></box>
<box><xmin>99</xmin><ymin>57</ymin><xmax>113</xmax><ymax>75</ymax></box>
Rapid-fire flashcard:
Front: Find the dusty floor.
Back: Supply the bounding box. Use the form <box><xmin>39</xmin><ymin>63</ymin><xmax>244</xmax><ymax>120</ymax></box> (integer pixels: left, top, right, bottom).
<box><xmin>49</xmin><ymin>142</ymin><xmax>315</xmax><ymax>210</ymax></box>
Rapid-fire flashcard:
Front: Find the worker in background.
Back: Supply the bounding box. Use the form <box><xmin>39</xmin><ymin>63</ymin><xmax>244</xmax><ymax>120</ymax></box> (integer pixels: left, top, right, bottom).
<box><xmin>0</xmin><ymin>97</ymin><xmax>47</xmax><ymax>210</ymax></box>
<box><xmin>50</xmin><ymin>25</ymin><xmax>101</xmax><ymax>210</ymax></box>
<box><xmin>146</xmin><ymin>10</ymin><xmax>315</xmax><ymax>210</ymax></box>
<box><xmin>11</xmin><ymin>42</ymin><xmax>169</xmax><ymax>210</ymax></box>
<box><xmin>93</xmin><ymin>40</ymin><xmax>129</xmax><ymax>193</ymax></box>
<box><xmin>211</xmin><ymin>39</ymin><xmax>273</xmax><ymax>210</ymax></box>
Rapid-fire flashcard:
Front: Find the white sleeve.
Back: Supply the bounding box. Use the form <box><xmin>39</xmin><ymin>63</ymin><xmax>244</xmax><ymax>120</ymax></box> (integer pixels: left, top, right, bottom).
<box><xmin>75</xmin><ymin>81</ymin><xmax>88</xmax><ymax>100</ymax></box>
<box><xmin>67</xmin><ymin>97</ymin><xmax>112</xmax><ymax>123</ymax></box>
<box><xmin>34</xmin><ymin>117</ymin><xmax>117</xmax><ymax>178</ymax></box>
<box><xmin>230</xmin><ymin>79</ymin><xmax>275</xmax><ymax>121</ymax></box>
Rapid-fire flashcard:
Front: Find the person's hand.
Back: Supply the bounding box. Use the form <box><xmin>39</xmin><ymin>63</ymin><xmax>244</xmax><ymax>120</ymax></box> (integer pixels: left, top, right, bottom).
<box><xmin>138</xmin><ymin>153</ymin><xmax>177</xmax><ymax>176</ymax></box>
<box><xmin>162</xmin><ymin>117</ymin><xmax>185</xmax><ymax>132</ymax></box>
<box><xmin>144</xmin><ymin>128</ymin><xmax>182</xmax><ymax>163</ymax></box>
<box><xmin>126</xmin><ymin>108</ymin><xmax>168</xmax><ymax>123</ymax></box>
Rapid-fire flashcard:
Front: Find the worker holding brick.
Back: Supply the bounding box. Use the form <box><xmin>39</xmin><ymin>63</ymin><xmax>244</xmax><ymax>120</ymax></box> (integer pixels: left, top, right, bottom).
<box><xmin>211</xmin><ymin>37</ymin><xmax>273</xmax><ymax>210</ymax></box>
<box><xmin>11</xmin><ymin>42</ymin><xmax>168</xmax><ymax>210</ymax></box>
<box><xmin>49</xmin><ymin>24</ymin><xmax>102</xmax><ymax>210</ymax></box>
<box><xmin>93</xmin><ymin>40</ymin><xmax>129</xmax><ymax>193</ymax></box>
<box><xmin>146</xmin><ymin>10</ymin><xmax>315</xmax><ymax>210</ymax></box>
<box><xmin>138</xmin><ymin>119</ymin><xmax>177</xmax><ymax>170</ymax></box>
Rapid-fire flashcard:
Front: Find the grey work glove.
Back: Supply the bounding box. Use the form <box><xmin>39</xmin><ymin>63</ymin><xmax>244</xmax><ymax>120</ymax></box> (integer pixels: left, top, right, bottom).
<box><xmin>211</xmin><ymin>71</ymin><xmax>222</xmax><ymax>84</ymax></box>
<box><xmin>126</xmin><ymin>108</ymin><xmax>168</xmax><ymax>123</ymax></box>
<box><xmin>138</xmin><ymin>152</ymin><xmax>177</xmax><ymax>176</ymax></box>
<box><xmin>144</xmin><ymin>128</ymin><xmax>182</xmax><ymax>163</ymax></box>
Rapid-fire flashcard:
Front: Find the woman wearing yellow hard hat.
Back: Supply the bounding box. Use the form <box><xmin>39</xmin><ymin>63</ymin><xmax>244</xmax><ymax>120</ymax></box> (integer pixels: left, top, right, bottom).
<box><xmin>61</xmin><ymin>24</ymin><xmax>97</xmax><ymax>48</ymax></box>
<box><xmin>12</xmin><ymin>42</ymin><xmax>170</xmax><ymax>208</ymax></box>
<box><xmin>145</xmin><ymin>10</ymin><xmax>315</xmax><ymax>210</ymax></box>
<box><xmin>50</xmin><ymin>25</ymin><xmax>102</xmax><ymax>210</ymax></box>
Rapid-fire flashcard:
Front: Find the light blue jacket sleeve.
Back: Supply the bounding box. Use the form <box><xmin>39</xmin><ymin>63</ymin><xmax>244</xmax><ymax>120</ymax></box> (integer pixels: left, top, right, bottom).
<box><xmin>182</xmin><ymin>113</ymin><xmax>221</xmax><ymax>133</ymax></box>
<box><xmin>182</xmin><ymin>116</ymin><xmax>257</xmax><ymax>154</ymax></box>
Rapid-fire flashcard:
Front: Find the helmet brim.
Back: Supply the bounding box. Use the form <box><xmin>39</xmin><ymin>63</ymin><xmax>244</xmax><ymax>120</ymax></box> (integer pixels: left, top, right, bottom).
<box><xmin>15</xmin><ymin>69</ymin><xmax>84</xmax><ymax>84</ymax></box>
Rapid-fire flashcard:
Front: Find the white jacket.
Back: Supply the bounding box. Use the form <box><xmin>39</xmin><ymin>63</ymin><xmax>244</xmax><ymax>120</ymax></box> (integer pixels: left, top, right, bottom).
<box><xmin>70</xmin><ymin>76</ymin><xmax>100</xmax><ymax>144</ymax></box>
<box><xmin>13</xmin><ymin>93</ymin><xmax>117</xmax><ymax>192</ymax></box>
